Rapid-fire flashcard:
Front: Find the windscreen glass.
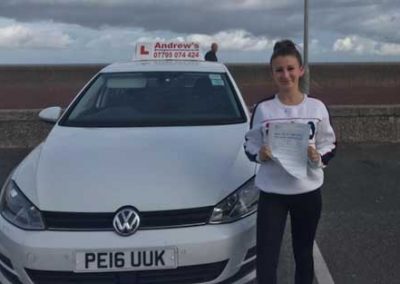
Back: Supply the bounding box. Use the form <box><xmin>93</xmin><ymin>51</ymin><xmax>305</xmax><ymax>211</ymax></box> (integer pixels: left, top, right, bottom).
<box><xmin>61</xmin><ymin>72</ymin><xmax>246</xmax><ymax>127</ymax></box>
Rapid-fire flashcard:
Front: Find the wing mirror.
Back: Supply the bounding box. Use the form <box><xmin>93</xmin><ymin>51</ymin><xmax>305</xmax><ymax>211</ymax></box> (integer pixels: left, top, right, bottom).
<box><xmin>38</xmin><ymin>106</ymin><xmax>63</xmax><ymax>123</ymax></box>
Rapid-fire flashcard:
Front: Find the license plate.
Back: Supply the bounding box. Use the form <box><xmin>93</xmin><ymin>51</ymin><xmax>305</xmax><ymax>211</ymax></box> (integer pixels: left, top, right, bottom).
<box><xmin>75</xmin><ymin>247</ymin><xmax>177</xmax><ymax>272</ymax></box>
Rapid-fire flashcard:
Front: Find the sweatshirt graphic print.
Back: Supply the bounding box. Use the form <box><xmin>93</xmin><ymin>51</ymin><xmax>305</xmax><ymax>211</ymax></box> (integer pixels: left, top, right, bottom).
<box><xmin>244</xmin><ymin>95</ymin><xmax>336</xmax><ymax>195</ymax></box>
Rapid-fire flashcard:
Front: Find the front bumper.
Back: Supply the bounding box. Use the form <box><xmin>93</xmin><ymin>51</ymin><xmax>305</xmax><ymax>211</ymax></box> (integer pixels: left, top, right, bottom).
<box><xmin>0</xmin><ymin>213</ymin><xmax>256</xmax><ymax>284</ymax></box>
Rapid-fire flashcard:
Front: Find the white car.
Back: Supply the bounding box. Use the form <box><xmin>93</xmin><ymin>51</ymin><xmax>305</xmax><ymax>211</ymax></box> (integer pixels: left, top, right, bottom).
<box><xmin>0</xmin><ymin>59</ymin><xmax>258</xmax><ymax>284</ymax></box>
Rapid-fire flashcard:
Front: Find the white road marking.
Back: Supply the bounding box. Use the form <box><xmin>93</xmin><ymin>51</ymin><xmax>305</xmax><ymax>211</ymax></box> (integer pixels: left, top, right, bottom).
<box><xmin>314</xmin><ymin>241</ymin><xmax>335</xmax><ymax>284</ymax></box>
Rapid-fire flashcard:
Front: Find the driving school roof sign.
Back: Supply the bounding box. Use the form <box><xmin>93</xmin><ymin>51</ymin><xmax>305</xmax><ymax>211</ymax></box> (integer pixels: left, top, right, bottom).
<box><xmin>135</xmin><ymin>42</ymin><xmax>202</xmax><ymax>61</ymax></box>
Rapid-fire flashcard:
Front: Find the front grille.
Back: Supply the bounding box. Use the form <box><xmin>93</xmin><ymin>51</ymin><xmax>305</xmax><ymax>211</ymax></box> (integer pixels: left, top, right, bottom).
<box><xmin>42</xmin><ymin>206</ymin><xmax>213</xmax><ymax>231</ymax></box>
<box><xmin>0</xmin><ymin>252</ymin><xmax>14</xmax><ymax>269</ymax></box>
<box><xmin>218</xmin><ymin>259</ymin><xmax>256</xmax><ymax>284</ymax></box>
<box><xmin>25</xmin><ymin>260</ymin><xmax>227</xmax><ymax>284</ymax></box>
<box><xmin>244</xmin><ymin>246</ymin><xmax>256</xmax><ymax>260</ymax></box>
<box><xmin>0</xmin><ymin>265</ymin><xmax>23</xmax><ymax>284</ymax></box>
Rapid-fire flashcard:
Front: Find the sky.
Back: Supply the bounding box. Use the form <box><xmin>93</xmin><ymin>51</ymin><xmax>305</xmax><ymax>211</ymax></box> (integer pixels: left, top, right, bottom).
<box><xmin>0</xmin><ymin>0</ymin><xmax>399</xmax><ymax>64</ymax></box>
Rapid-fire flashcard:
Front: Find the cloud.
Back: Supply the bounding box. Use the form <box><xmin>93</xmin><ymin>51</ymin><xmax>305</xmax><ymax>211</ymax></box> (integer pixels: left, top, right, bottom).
<box><xmin>3</xmin><ymin>0</ymin><xmax>292</xmax><ymax>8</ymax></box>
<box><xmin>359</xmin><ymin>11</ymin><xmax>400</xmax><ymax>43</ymax></box>
<box><xmin>0</xmin><ymin>22</ymin><xmax>72</xmax><ymax>48</ymax></box>
<box><xmin>0</xmin><ymin>0</ymin><xmax>304</xmax><ymax>37</ymax></box>
<box><xmin>0</xmin><ymin>17</ymin><xmax>281</xmax><ymax>63</ymax></box>
<box><xmin>333</xmin><ymin>35</ymin><xmax>400</xmax><ymax>56</ymax></box>
<box><xmin>0</xmin><ymin>0</ymin><xmax>399</xmax><ymax>63</ymax></box>
<box><xmin>219</xmin><ymin>0</ymin><xmax>295</xmax><ymax>10</ymax></box>
<box><xmin>0</xmin><ymin>0</ymin><xmax>397</xmax><ymax>58</ymax></box>
<box><xmin>312</xmin><ymin>2</ymin><xmax>400</xmax><ymax>43</ymax></box>
<box><xmin>333</xmin><ymin>36</ymin><xmax>367</xmax><ymax>54</ymax></box>
<box><xmin>379</xmin><ymin>43</ymin><xmax>400</xmax><ymax>56</ymax></box>
<box><xmin>1</xmin><ymin>0</ymin><xmax>398</xmax><ymax>44</ymax></box>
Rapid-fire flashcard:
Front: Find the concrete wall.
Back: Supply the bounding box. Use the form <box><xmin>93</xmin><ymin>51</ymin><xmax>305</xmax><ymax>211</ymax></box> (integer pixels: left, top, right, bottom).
<box><xmin>1</xmin><ymin>105</ymin><xmax>399</xmax><ymax>148</ymax></box>
<box><xmin>0</xmin><ymin>110</ymin><xmax>52</xmax><ymax>148</ymax></box>
<box><xmin>329</xmin><ymin>105</ymin><xmax>400</xmax><ymax>143</ymax></box>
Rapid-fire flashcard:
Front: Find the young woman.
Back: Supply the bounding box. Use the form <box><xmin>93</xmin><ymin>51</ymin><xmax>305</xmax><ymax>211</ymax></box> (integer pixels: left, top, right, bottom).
<box><xmin>244</xmin><ymin>40</ymin><xmax>336</xmax><ymax>284</ymax></box>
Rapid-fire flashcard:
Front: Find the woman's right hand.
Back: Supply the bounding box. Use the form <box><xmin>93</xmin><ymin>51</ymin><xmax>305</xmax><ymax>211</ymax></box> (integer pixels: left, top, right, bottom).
<box><xmin>259</xmin><ymin>145</ymin><xmax>273</xmax><ymax>162</ymax></box>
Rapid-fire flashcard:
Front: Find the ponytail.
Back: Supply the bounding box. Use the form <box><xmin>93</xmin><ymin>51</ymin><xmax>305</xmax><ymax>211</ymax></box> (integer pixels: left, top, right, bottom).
<box><xmin>270</xmin><ymin>39</ymin><xmax>303</xmax><ymax>66</ymax></box>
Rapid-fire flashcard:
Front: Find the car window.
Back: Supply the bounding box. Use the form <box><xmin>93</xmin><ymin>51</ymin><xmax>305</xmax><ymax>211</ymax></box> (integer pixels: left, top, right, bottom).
<box><xmin>61</xmin><ymin>72</ymin><xmax>246</xmax><ymax>127</ymax></box>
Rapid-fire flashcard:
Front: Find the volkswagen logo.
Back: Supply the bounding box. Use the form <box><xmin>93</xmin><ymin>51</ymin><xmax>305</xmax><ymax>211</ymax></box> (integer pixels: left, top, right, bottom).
<box><xmin>113</xmin><ymin>207</ymin><xmax>140</xmax><ymax>236</ymax></box>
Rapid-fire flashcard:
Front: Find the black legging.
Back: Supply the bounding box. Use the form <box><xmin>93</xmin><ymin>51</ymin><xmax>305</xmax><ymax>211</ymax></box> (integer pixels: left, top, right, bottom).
<box><xmin>256</xmin><ymin>188</ymin><xmax>322</xmax><ymax>284</ymax></box>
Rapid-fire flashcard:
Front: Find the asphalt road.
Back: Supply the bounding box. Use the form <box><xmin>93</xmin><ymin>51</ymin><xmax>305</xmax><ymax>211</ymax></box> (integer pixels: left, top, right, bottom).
<box><xmin>1</xmin><ymin>143</ymin><xmax>399</xmax><ymax>284</ymax></box>
<box><xmin>317</xmin><ymin>143</ymin><xmax>400</xmax><ymax>284</ymax></box>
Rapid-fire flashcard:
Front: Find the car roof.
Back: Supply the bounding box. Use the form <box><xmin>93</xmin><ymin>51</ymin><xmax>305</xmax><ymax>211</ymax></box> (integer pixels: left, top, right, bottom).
<box><xmin>100</xmin><ymin>60</ymin><xmax>228</xmax><ymax>73</ymax></box>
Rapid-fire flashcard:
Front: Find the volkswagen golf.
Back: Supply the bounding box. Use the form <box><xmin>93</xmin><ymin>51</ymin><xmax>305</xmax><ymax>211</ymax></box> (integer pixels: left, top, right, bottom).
<box><xmin>0</xmin><ymin>44</ymin><xmax>258</xmax><ymax>284</ymax></box>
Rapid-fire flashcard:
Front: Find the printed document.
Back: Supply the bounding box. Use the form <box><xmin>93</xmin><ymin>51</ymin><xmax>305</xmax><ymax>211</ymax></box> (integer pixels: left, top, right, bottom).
<box><xmin>267</xmin><ymin>123</ymin><xmax>309</xmax><ymax>179</ymax></box>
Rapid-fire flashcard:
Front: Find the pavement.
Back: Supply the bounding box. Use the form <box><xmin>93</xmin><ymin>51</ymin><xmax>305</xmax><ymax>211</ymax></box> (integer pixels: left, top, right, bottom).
<box><xmin>1</xmin><ymin>143</ymin><xmax>400</xmax><ymax>284</ymax></box>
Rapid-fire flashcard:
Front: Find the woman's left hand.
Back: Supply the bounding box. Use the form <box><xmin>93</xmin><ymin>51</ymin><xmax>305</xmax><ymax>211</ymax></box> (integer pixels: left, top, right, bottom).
<box><xmin>308</xmin><ymin>146</ymin><xmax>320</xmax><ymax>163</ymax></box>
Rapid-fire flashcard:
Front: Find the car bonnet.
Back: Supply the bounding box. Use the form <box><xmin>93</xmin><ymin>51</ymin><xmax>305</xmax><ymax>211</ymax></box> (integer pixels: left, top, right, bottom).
<box><xmin>14</xmin><ymin>124</ymin><xmax>254</xmax><ymax>212</ymax></box>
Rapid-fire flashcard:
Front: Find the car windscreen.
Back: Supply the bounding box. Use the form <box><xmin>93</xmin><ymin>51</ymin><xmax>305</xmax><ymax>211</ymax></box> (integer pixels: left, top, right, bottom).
<box><xmin>60</xmin><ymin>72</ymin><xmax>246</xmax><ymax>127</ymax></box>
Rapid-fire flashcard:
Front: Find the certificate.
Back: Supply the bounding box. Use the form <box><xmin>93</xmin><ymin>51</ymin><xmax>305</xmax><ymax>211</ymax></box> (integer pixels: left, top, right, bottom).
<box><xmin>267</xmin><ymin>122</ymin><xmax>309</xmax><ymax>179</ymax></box>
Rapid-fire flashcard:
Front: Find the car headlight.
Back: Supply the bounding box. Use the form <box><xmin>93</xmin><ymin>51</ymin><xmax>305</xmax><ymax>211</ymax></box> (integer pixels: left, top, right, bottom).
<box><xmin>209</xmin><ymin>177</ymin><xmax>259</xmax><ymax>224</ymax></box>
<box><xmin>0</xmin><ymin>178</ymin><xmax>45</xmax><ymax>230</ymax></box>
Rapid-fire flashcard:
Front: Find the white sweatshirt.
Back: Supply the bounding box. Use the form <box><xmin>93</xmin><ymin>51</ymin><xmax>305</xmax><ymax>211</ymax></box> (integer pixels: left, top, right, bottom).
<box><xmin>244</xmin><ymin>94</ymin><xmax>336</xmax><ymax>195</ymax></box>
